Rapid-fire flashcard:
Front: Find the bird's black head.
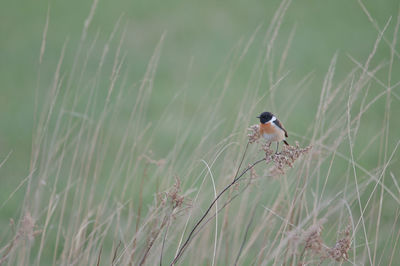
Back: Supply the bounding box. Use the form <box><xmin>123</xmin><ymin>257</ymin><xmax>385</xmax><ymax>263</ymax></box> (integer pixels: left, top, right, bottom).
<box><xmin>257</xmin><ymin>112</ymin><xmax>273</xmax><ymax>124</ymax></box>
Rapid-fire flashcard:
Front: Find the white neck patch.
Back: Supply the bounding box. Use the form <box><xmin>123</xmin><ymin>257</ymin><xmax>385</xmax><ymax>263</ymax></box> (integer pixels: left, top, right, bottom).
<box><xmin>270</xmin><ymin>116</ymin><xmax>277</xmax><ymax>123</ymax></box>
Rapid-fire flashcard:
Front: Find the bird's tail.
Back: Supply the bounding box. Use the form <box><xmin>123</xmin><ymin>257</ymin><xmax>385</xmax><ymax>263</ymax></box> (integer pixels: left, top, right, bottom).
<box><xmin>283</xmin><ymin>140</ymin><xmax>289</xmax><ymax>146</ymax></box>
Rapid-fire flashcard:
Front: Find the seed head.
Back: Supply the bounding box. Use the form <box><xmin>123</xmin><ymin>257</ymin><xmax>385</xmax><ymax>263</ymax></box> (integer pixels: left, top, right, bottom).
<box><xmin>247</xmin><ymin>124</ymin><xmax>261</xmax><ymax>143</ymax></box>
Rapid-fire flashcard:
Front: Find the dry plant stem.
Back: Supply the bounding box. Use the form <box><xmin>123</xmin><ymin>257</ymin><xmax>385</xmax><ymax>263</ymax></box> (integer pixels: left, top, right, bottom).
<box><xmin>129</xmin><ymin>163</ymin><xmax>149</xmax><ymax>265</ymax></box>
<box><xmin>191</xmin><ymin>176</ymin><xmax>254</xmax><ymax>246</ymax></box>
<box><xmin>170</xmin><ymin>156</ymin><xmax>266</xmax><ymax>265</ymax></box>
<box><xmin>0</xmin><ymin>236</ymin><xmax>18</xmax><ymax>264</ymax></box>
<box><xmin>96</xmin><ymin>246</ymin><xmax>102</xmax><ymax>266</ymax></box>
<box><xmin>111</xmin><ymin>241</ymin><xmax>122</xmax><ymax>265</ymax></box>
<box><xmin>160</xmin><ymin>216</ymin><xmax>171</xmax><ymax>266</ymax></box>
<box><xmin>222</xmin><ymin>141</ymin><xmax>250</xmax><ymax>264</ymax></box>
<box><xmin>139</xmin><ymin>213</ymin><xmax>169</xmax><ymax>266</ymax></box>
<box><xmin>173</xmin><ymin>140</ymin><xmax>249</xmax><ymax>262</ymax></box>
<box><xmin>234</xmin><ymin>204</ymin><xmax>257</xmax><ymax>266</ymax></box>
<box><xmin>233</xmin><ymin>141</ymin><xmax>250</xmax><ymax>182</ymax></box>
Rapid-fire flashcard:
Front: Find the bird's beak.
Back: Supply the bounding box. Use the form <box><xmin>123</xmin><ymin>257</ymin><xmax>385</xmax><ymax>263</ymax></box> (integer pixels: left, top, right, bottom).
<box><xmin>256</xmin><ymin>116</ymin><xmax>260</xmax><ymax>118</ymax></box>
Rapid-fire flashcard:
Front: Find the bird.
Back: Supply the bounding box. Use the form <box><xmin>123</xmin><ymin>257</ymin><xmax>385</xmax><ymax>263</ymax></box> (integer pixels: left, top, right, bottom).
<box><xmin>257</xmin><ymin>111</ymin><xmax>289</xmax><ymax>153</ymax></box>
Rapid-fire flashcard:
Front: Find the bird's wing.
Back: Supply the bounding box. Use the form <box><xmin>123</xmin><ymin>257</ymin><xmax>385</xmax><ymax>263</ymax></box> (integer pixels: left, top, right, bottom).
<box><xmin>273</xmin><ymin>119</ymin><xmax>288</xmax><ymax>137</ymax></box>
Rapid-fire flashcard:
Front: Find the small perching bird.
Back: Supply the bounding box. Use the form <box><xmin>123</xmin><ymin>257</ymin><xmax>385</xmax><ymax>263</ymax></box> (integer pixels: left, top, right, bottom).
<box><xmin>257</xmin><ymin>111</ymin><xmax>289</xmax><ymax>152</ymax></box>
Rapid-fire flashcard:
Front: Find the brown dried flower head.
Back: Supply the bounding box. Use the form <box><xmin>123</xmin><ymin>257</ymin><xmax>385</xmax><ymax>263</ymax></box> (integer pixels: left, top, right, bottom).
<box><xmin>167</xmin><ymin>176</ymin><xmax>185</xmax><ymax>209</ymax></box>
<box><xmin>303</xmin><ymin>223</ymin><xmax>324</xmax><ymax>255</ymax></box>
<box><xmin>247</xmin><ymin>124</ymin><xmax>260</xmax><ymax>143</ymax></box>
<box><xmin>264</xmin><ymin>141</ymin><xmax>311</xmax><ymax>174</ymax></box>
<box><xmin>327</xmin><ymin>224</ymin><xmax>352</xmax><ymax>261</ymax></box>
<box><xmin>19</xmin><ymin>212</ymin><xmax>42</xmax><ymax>241</ymax></box>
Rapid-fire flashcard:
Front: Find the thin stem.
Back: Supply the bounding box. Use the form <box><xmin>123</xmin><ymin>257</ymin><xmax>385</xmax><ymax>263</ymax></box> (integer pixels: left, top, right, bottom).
<box><xmin>160</xmin><ymin>214</ymin><xmax>171</xmax><ymax>266</ymax></box>
<box><xmin>111</xmin><ymin>241</ymin><xmax>121</xmax><ymax>265</ymax></box>
<box><xmin>233</xmin><ymin>141</ymin><xmax>250</xmax><ymax>181</ymax></box>
<box><xmin>234</xmin><ymin>205</ymin><xmax>257</xmax><ymax>266</ymax></box>
<box><xmin>170</xmin><ymin>157</ymin><xmax>266</xmax><ymax>265</ymax></box>
<box><xmin>192</xmin><ymin>178</ymin><xmax>253</xmax><ymax>241</ymax></box>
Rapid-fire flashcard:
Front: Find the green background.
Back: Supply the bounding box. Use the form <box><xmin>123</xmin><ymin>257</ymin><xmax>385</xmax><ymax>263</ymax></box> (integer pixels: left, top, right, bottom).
<box><xmin>1</xmin><ymin>0</ymin><xmax>398</xmax><ymax>185</ymax></box>
<box><xmin>1</xmin><ymin>0</ymin><xmax>399</xmax><ymax>264</ymax></box>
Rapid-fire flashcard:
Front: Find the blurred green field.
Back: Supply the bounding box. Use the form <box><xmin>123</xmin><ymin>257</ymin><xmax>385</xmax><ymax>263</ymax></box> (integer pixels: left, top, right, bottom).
<box><xmin>1</xmin><ymin>0</ymin><xmax>400</xmax><ymax>265</ymax></box>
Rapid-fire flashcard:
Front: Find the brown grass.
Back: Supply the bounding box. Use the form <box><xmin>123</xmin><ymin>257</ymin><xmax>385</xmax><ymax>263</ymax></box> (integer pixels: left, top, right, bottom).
<box><xmin>0</xmin><ymin>0</ymin><xmax>400</xmax><ymax>265</ymax></box>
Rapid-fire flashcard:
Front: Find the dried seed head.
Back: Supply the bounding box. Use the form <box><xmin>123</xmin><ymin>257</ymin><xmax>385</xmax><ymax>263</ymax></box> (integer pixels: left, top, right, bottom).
<box><xmin>18</xmin><ymin>211</ymin><xmax>41</xmax><ymax>241</ymax></box>
<box><xmin>248</xmin><ymin>124</ymin><xmax>261</xmax><ymax>143</ymax></box>
<box><xmin>265</xmin><ymin>141</ymin><xmax>312</xmax><ymax>174</ymax></box>
<box><xmin>20</xmin><ymin>212</ymin><xmax>35</xmax><ymax>238</ymax></box>
<box><xmin>327</xmin><ymin>224</ymin><xmax>351</xmax><ymax>261</ymax></box>
<box><xmin>167</xmin><ymin>176</ymin><xmax>185</xmax><ymax>209</ymax></box>
<box><xmin>303</xmin><ymin>222</ymin><xmax>324</xmax><ymax>255</ymax></box>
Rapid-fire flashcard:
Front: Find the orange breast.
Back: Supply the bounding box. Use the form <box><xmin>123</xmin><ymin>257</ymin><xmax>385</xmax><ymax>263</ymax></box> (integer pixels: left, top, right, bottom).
<box><xmin>260</xmin><ymin>123</ymin><xmax>276</xmax><ymax>135</ymax></box>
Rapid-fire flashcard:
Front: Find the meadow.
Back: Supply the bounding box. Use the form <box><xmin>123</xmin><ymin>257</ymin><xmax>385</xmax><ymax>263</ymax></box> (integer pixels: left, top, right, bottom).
<box><xmin>1</xmin><ymin>0</ymin><xmax>400</xmax><ymax>265</ymax></box>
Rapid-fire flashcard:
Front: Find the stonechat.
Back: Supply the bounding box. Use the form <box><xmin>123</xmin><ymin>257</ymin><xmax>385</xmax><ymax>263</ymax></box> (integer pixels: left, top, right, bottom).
<box><xmin>257</xmin><ymin>111</ymin><xmax>289</xmax><ymax>152</ymax></box>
